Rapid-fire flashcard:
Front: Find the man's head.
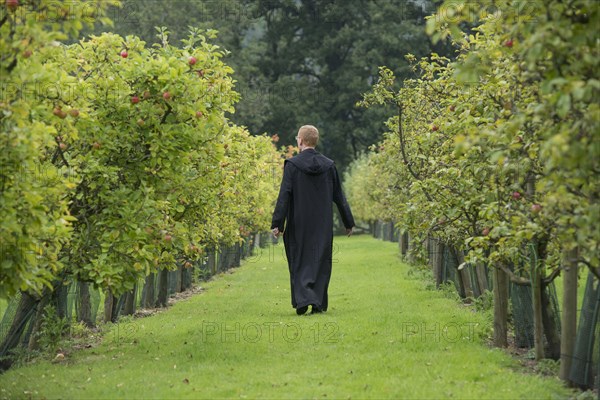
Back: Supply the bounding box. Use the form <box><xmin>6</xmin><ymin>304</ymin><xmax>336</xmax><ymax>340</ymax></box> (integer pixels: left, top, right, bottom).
<box><xmin>296</xmin><ymin>125</ymin><xmax>319</xmax><ymax>150</ymax></box>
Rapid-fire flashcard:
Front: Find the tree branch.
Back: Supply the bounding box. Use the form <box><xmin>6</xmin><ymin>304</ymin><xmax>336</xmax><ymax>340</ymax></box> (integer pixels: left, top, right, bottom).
<box><xmin>396</xmin><ymin>102</ymin><xmax>433</xmax><ymax>202</ymax></box>
<box><xmin>496</xmin><ymin>263</ymin><xmax>531</xmax><ymax>285</ymax></box>
<box><xmin>542</xmin><ymin>267</ymin><xmax>561</xmax><ymax>285</ymax></box>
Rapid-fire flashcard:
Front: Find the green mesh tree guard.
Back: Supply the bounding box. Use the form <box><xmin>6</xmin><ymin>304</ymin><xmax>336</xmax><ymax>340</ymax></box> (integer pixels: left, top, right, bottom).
<box><xmin>0</xmin><ymin>295</ymin><xmax>20</xmax><ymax>345</ymax></box>
<box><xmin>195</xmin><ymin>254</ymin><xmax>212</xmax><ymax>282</ymax></box>
<box><xmin>569</xmin><ymin>272</ymin><xmax>599</xmax><ymax>389</ymax></box>
<box><xmin>0</xmin><ymin>292</ymin><xmax>38</xmax><ymax>371</ymax></box>
<box><xmin>511</xmin><ymin>282</ymin><xmax>535</xmax><ymax>348</ymax></box>
<box><xmin>442</xmin><ymin>245</ymin><xmax>461</xmax><ymax>295</ymax></box>
<box><xmin>510</xmin><ymin>278</ymin><xmax>562</xmax><ymax>350</ymax></box>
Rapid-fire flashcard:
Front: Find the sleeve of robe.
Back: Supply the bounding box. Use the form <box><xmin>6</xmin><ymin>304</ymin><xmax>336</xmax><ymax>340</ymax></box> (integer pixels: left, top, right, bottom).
<box><xmin>271</xmin><ymin>161</ymin><xmax>293</xmax><ymax>231</ymax></box>
<box><xmin>332</xmin><ymin>165</ymin><xmax>355</xmax><ymax>229</ymax></box>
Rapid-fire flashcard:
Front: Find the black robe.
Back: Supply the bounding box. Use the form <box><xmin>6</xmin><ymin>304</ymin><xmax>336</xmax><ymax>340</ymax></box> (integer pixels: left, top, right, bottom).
<box><xmin>271</xmin><ymin>149</ymin><xmax>355</xmax><ymax>311</ymax></box>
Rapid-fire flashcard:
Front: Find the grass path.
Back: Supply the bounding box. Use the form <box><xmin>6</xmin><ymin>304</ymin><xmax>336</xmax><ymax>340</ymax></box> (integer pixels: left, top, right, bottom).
<box><xmin>0</xmin><ymin>235</ymin><xmax>570</xmax><ymax>399</ymax></box>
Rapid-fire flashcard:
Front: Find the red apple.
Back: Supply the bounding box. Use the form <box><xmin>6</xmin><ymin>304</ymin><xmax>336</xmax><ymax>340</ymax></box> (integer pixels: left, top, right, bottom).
<box><xmin>162</xmin><ymin>91</ymin><xmax>171</xmax><ymax>100</ymax></box>
<box><xmin>504</xmin><ymin>39</ymin><xmax>513</xmax><ymax>48</ymax></box>
<box><xmin>512</xmin><ymin>191</ymin><xmax>521</xmax><ymax>200</ymax></box>
<box><xmin>59</xmin><ymin>142</ymin><xmax>67</xmax><ymax>150</ymax></box>
<box><xmin>531</xmin><ymin>204</ymin><xmax>542</xmax><ymax>213</ymax></box>
<box><xmin>195</xmin><ymin>111</ymin><xmax>203</xmax><ymax>118</ymax></box>
<box><xmin>6</xmin><ymin>0</ymin><xmax>18</xmax><ymax>11</ymax></box>
<box><xmin>120</xmin><ymin>50</ymin><xmax>128</xmax><ymax>58</ymax></box>
<box><xmin>22</xmin><ymin>50</ymin><xmax>32</xmax><ymax>59</ymax></box>
<box><xmin>431</xmin><ymin>125</ymin><xmax>439</xmax><ymax>132</ymax></box>
<box><xmin>69</xmin><ymin>109</ymin><xmax>79</xmax><ymax>117</ymax></box>
<box><xmin>53</xmin><ymin>108</ymin><xmax>67</xmax><ymax>119</ymax></box>
<box><xmin>188</xmin><ymin>56</ymin><xmax>197</xmax><ymax>65</ymax></box>
<box><xmin>131</xmin><ymin>95</ymin><xmax>140</xmax><ymax>104</ymax></box>
<box><xmin>164</xmin><ymin>234</ymin><xmax>172</xmax><ymax>242</ymax></box>
<box><xmin>92</xmin><ymin>142</ymin><xmax>101</xmax><ymax>150</ymax></box>
<box><xmin>482</xmin><ymin>227</ymin><xmax>490</xmax><ymax>236</ymax></box>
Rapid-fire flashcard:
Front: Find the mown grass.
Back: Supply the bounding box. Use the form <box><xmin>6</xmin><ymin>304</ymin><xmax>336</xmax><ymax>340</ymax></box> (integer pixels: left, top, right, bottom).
<box><xmin>0</xmin><ymin>235</ymin><xmax>572</xmax><ymax>399</ymax></box>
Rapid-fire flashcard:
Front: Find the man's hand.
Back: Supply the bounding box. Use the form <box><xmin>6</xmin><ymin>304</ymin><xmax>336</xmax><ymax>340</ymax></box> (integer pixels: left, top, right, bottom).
<box><xmin>272</xmin><ymin>227</ymin><xmax>281</xmax><ymax>239</ymax></box>
<box><xmin>346</xmin><ymin>227</ymin><xmax>353</xmax><ymax>237</ymax></box>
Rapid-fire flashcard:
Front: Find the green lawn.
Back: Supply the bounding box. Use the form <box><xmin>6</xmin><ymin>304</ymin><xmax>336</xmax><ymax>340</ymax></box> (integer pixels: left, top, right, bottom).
<box><xmin>0</xmin><ymin>235</ymin><xmax>572</xmax><ymax>399</ymax></box>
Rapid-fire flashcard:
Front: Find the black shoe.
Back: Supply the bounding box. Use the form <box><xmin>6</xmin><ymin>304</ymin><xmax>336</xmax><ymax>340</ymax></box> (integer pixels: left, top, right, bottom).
<box><xmin>311</xmin><ymin>305</ymin><xmax>323</xmax><ymax>314</ymax></box>
<box><xmin>296</xmin><ymin>306</ymin><xmax>308</xmax><ymax>315</ymax></box>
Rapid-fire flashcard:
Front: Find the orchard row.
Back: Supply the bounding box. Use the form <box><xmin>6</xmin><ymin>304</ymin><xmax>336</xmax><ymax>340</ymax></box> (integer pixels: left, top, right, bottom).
<box><xmin>1</xmin><ymin>1</ymin><xmax>281</xmax><ymax>298</ymax></box>
<box><xmin>346</xmin><ymin>0</ymin><xmax>598</xmax><ymax>362</ymax></box>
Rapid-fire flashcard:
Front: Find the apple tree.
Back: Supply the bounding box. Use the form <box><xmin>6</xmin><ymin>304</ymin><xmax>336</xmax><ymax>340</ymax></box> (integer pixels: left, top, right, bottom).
<box><xmin>0</xmin><ymin>0</ymin><xmax>118</xmax><ymax>298</ymax></box>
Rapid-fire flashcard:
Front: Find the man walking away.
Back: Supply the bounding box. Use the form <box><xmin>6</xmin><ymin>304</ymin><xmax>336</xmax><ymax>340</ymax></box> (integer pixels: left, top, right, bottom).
<box><xmin>271</xmin><ymin>125</ymin><xmax>355</xmax><ymax>315</ymax></box>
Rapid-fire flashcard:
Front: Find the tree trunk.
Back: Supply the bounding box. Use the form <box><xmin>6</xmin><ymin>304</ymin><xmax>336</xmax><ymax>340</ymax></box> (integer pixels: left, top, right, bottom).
<box><xmin>428</xmin><ymin>236</ymin><xmax>434</xmax><ymax>268</ymax></box>
<box><xmin>253</xmin><ymin>233</ymin><xmax>261</xmax><ymax>253</ymax></box>
<box><xmin>28</xmin><ymin>294</ymin><xmax>50</xmax><ymax>351</ymax></box>
<box><xmin>182</xmin><ymin>265</ymin><xmax>192</xmax><ymax>291</ymax></box>
<box><xmin>391</xmin><ymin>221</ymin><xmax>398</xmax><ymax>242</ymax></box>
<box><xmin>541</xmin><ymin>282</ymin><xmax>561</xmax><ymax>360</ymax></box>
<box><xmin>112</xmin><ymin>293</ymin><xmax>123</xmax><ymax>322</ymax></box>
<box><xmin>234</xmin><ymin>243</ymin><xmax>242</xmax><ymax>267</ymax></box>
<box><xmin>156</xmin><ymin>268</ymin><xmax>169</xmax><ymax>308</ymax></box>
<box><xmin>142</xmin><ymin>273</ymin><xmax>155</xmax><ymax>308</ymax></box>
<box><xmin>400</xmin><ymin>231</ymin><xmax>408</xmax><ymax>256</ymax></box>
<box><xmin>216</xmin><ymin>249</ymin><xmax>222</xmax><ymax>272</ymax></box>
<box><xmin>217</xmin><ymin>249</ymin><xmax>224</xmax><ymax>272</ymax></box>
<box><xmin>532</xmin><ymin>266</ymin><xmax>545</xmax><ymax>360</ymax></box>
<box><xmin>77</xmin><ymin>281</ymin><xmax>94</xmax><ymax>327</ymax></box>
<box><xmin>0</xmin><ymin>292</ymin><xmax>38</xmax><ymax>371</ymax></box>
<box><xmin>53</xmin><ymin>281</ymin><xmax>69</xmax><ymax>320</ymax></box>
<box><xmin>526</xmin><ymin>175</ymin><xmax>545</xmax><ymax>360</ymax></box>
<box><xmin>433</xmin><ymin>240</ymin><xmax>444</xmax><ymax>288</ymax></box>
<box><xmin>475</xmin><ymin>262</ymin><xmax>489</xmax><ymax>294</ymax></box>
<box><xmin>405</xmin><ymin>232</ymin><xmax>414</xmax><ymax>263</ymax></box>
<box><xmin>227</xmin><ymin>245</ymin><xmax>233</xmax><ymax>269</ymax></box>
<box><xmin>559</xmin><ymin>248</ymin><xmax>578</xmax><ymax>381</ymax></box>
<box><xmin>493</xmin><ymin>266</ymin><xmax>509</xmax><ymax>347</ymax></box>
<box><xmin>175</xmin><ymin>264</ymin><xmax>183</xmax><ymax>293</ymax></box>
<box><xmin>122</xmin><ymin>285</ymin><xmax>136</xmax><ymax>316</ymax></box>
<box><xmin>103</xmin><ymin>290</ymin><xmax>114</xmax><ymax>323</ymax></box>
<box><xmin>208</xmin><ymin>250</ymin><xmax>216</xmax><ymax>276</ymax></box>
<box><xmin>457</xmin><ymin>250</ymin><xmax>474</xmax><ymax>299</ymax></box>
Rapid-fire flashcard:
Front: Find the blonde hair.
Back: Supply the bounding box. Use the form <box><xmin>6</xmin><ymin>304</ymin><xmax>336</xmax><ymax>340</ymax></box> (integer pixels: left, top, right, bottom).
<box><xmin>298</xmin><ymin>125</ymin><xmax>319</xmax><ymax>147</ymax></box>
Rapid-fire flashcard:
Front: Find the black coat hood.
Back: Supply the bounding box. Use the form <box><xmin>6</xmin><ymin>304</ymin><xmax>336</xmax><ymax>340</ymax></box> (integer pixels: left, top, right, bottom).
<box><xmin>286</xmin><ymin>148</ymin><xmax>334</xmax><ymax>175</ymax></box>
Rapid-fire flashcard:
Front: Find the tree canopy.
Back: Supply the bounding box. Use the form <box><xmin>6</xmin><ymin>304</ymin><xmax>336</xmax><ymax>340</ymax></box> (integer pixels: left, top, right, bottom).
<box><xmin>88</xmin><ymin>0</ymin><xmax>447</xmax><ymax>171</ymax></box>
